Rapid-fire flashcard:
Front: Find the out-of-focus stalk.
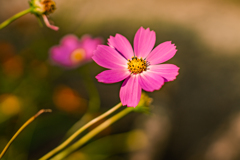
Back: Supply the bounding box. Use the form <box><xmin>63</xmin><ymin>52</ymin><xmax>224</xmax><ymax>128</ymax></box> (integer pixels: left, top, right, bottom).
<box><xmin>65</xmin><ymin>65</ymin><xmax>101</xmax><ymax>137</ymax></box>
<box><xmin>0</xmin><ymin>109</ymin><xmax>52</xmax><ymax>159</ymax></box>
<box><xmin>39</xmin><ymin>102</ymin><xmax>122</xmax><ymax>160</ymax></box>
<box><xmin>0</xmin><ymin>0</ymin><xmax>58</xmax><ymax>31</ymax></box>
<box><xmin>80</xmin><ymin>65</ymin><xmax>100</xmax><ymax>113</ymax></box>
<box><xmin>0</xmin><ymin>8</ymin><xmax>32</xmax><ymax>30</ymax></box>
<box><xmin>51</xmin><ymin>107</ymin><xmax>134</xmax><ymax>160</ymax></box>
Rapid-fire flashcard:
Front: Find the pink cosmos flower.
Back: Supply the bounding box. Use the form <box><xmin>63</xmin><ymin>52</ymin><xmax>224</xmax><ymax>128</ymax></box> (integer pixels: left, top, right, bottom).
<box><xmin>93</xmin><ymin>27</ymin><xmax>179</xmax><ymax>107</ymax></box>
<box><xmin>50</xmin><ymin>34</ymin><xmax>103</xmax><ymax>68</ymax></box>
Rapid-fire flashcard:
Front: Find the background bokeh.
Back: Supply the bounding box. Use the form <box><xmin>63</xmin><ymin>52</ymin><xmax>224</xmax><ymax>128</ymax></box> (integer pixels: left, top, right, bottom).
<box><xmin>1</xmin><ymin>0</ymin><xmax>240</xmax><ymax>160</ymax></box>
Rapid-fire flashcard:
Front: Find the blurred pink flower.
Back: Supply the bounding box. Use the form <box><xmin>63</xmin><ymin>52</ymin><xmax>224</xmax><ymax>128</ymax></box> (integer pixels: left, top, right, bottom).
<box><xmin>50</xmin><ymin>34</ymin><xmax>103</xmax><ymax>68</ymax></box>
<box><xmin>93</xmin><ymin>27</ymin><xmax>179</xmax><ymax>107</ymax></box>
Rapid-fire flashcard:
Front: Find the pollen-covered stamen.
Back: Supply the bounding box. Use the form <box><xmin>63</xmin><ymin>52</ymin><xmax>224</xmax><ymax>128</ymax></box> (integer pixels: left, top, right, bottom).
<box><xmin>127</xmin><ymin>56</ymin><xmax>147</xmax><ymax>74</ymax></box>
<box><xmin>41</xmin><ymin>0</ymin><xmax>56</xmax><ymax>14</ymax></box>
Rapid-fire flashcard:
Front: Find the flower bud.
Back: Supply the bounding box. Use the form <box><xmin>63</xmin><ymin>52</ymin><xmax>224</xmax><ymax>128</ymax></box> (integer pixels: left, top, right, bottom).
<box><xmin>30</xmin><ymin>0</ymin><xmax>56</xmax><ymax>15</ymax></box>
<box><xmin>29</xmin><ymin>0</ymin><xmax>59</xmax><ymax>30</ymax></box>
<box><xmin>133</xmin><ymin>93</ymin><xmax>152</xmax><ymax>114</ymax></box>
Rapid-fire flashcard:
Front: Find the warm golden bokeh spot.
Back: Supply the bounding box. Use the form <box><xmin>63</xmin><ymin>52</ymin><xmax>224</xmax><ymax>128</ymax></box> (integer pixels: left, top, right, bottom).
<box><xmin>70</xmin><ymin>49</ymin><xmax>86</xmax><ymax>64</ymax></box>
<box><xmin>66</xmin><ymin>152</ymin><xmax>88</xmax><ymax>160</ymax></box>
<box><xmin>0</xmin><ymin>94</ymin><xmax>21</xmax><ymax>116</ymax></box>
<box><xmin>127</xmin><ymin>130</ymin><xmax>148</xmax><ymax>151</ymax></box>
<box><xmin>30</xmin><ymin>60</ymin><xmax>48</xmax><ymax>78</ymax></box>
<box><xmin>2</xmin><ymin>55</ymin><xmax>23</xmax><ymax>78</ymax></box>
<box><xmin>0</xmin><ymin>42</ymin><xmax>16</xmax><ymax>63</ymax></box>
<box><xmin>53</xmin><ymin>85</ymin><xmax>87</xmax><ymax>114</ymax></box>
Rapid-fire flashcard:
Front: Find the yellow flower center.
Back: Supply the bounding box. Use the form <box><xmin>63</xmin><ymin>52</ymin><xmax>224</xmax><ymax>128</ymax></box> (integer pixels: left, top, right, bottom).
<box><xmin>127</xmin><ymin>56</ymin><xmax>147</xmax><ymax>74</ymax></box>
<box><xmin>70</xmin><ymin>49</ymin><xmax>86</xmax><ymax>64</ymax></box>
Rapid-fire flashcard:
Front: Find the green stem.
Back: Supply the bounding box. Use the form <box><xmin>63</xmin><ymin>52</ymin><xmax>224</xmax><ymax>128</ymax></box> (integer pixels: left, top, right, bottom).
<box><xmin>0</xmin><ymin>8</ymin><xmax>32</xmax><ymax>30</ymax></box>
<box><xmin>80</xmin><ymin>65</ymin><xmax>100</xmax><ymax>113</ymax></box>
<box><xmin>0</xmin><ymin>109</ymin><xmax>51</xmax><ymax>159</ymax></box>
<box><xmin>65</xmin><ymin>65</ymin><xmax>101</xmax><ymax>137</ymax></box>
<box><xmin>39</xmin><ymin>102</ymin><xmax>123</xmax><ymax>160</ymax></box>
<box><xmin>51</xmin><ymin>107</ymin><xmax>133</xmax><ymax>160</ymax></box>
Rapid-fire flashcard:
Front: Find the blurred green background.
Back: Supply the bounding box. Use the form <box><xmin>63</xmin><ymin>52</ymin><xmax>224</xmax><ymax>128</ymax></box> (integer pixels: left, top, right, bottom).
<box><xmin>1</xmin><ymin>0</ymin><xmax>240</xmax><ymax>160</ymax></box>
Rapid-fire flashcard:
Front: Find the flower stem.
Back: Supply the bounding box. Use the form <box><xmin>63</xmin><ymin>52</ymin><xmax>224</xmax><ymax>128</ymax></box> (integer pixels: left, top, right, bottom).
<box><xmin>65</xmin><ymin>65</ymin><xmax>101</xmax><ymax>136</ymax></box>
<box><xmin>51</xmin><ymin>106</ymin><xmax>133</xmax><ymax>160</ymax></box>
<box><xmin>0</xmin><ymin>109</ymin><xmax>52</xmax><ymax>159</ymax></box>
<box><xmin>80</xmin><ymin>64</ymin><xmax>100</xmax><ymax>113</ymax></box>
<box><xmin>39</xmin><ymin>102</ymin><xmax>123</xmax><ymax>160</ymax></box>
<box><xmin>0</xmin><ymin>8</ymin><xmax>32</xmax><ymax>30</ymax></box>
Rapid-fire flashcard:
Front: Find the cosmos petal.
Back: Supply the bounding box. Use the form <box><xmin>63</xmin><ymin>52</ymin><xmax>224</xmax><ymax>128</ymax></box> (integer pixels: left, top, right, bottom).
<box><xmin>50</xmin><ymin>46</ymin><xmax>72</xmax><ymax>66</ymax></box>
<box><xmin>120</xmin><ymin>75</ymin><xmax>142</xmax><ymax>107</ymax></box>
<box><xmin>146</xmin><ymin>41</ymin><xmax>177</xmax><ymax>65</ymax></box>
<box><xmin>108</xmin><ymin>34</ymin><xmax>134</xmax><ymax>60</ymax></box>
<box><xmin>60</xmin><ymin>34</ymin><xmax>79</xmax><ymax>51</ymax></box>
<box><xmin>148</xmin><ymin>64</ymin><xmax>180</xmax><ymax>82</ymax></box>
<box><xmin>134</xmin><ymin>27</ymin><xmax>156</xmax><ymax>59</ymax></box>
<box><xmin>139</xmin><ymin>71</ymin><xmax>165</xmax><ymax>92</ymax></box>
<box><xmin>92</xmin><ymin>45</ymin><xmax>128</xmax><ymax>69</ymax></box>
<box><xmin>82</xmin><ymin>35</ymin><xmax>103</xmax><ymax>60</ymax></box>
<box><xmin>96</xmin><ymin>69</ymin><xmax>130</xmax><ymax>84</ymax></box>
